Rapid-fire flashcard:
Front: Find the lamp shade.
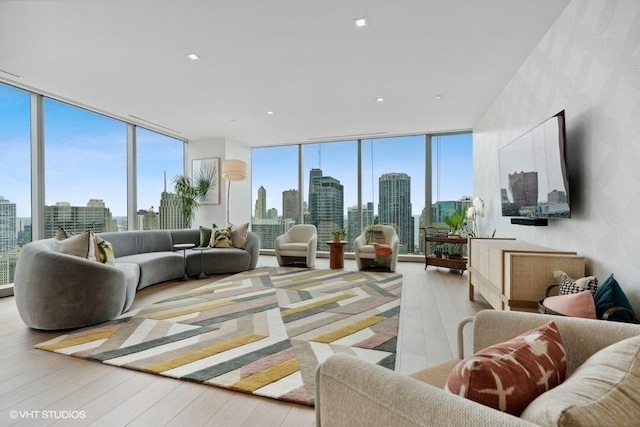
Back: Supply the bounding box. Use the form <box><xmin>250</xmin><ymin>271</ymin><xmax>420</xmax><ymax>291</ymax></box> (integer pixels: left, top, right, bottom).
<box><xmin>222</xmin><ymin>159</ymin><xmax>247</xmax><ymax>181</ymax></box>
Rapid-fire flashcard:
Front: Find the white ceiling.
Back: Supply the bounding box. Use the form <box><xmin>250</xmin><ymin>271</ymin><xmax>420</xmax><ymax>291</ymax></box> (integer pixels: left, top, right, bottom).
<box><xmin>0</xmin><ymin>0</ymin><xmax>570</xmax><ymax>147</ymax></box>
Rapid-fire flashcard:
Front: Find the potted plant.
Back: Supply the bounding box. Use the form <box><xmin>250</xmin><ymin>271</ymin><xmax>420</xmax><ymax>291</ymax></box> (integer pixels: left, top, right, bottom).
<box><xmin>173</xmin><ymin>171</ymin><xmax>215</xmax><ymax>228</ymax></box>
<box><xmin>444</xmin><ymin>208</ymin><xmax>466</xmax><ymax>236</ymax></box>
<box><xmin>332</xmin><ymin>229</ymin><xmax>347</xmax><ymax>243</ymax></box>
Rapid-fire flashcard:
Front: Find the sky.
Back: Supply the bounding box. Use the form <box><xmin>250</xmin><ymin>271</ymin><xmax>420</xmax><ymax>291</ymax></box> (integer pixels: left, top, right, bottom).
<box><xmin>0</xmin><ymin>84</ymin><xmax>183</xmax><ymax>217</ymax></box>
<box><xmin>1</xmin><ymin>82</ymin><xmax>473</xmax><ymax>219</ymax></box>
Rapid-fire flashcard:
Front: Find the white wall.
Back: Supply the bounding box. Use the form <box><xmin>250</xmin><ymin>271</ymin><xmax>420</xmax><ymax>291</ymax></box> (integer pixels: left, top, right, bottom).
<box><xmin>187</xmin><ymin>138</ymin><xmax>251</xmax><ymax>229</ymax></box>
<box><xmin>474</xmin><ymin>0</ymin><xmax>640</xmax><ymax>308</ymax></box>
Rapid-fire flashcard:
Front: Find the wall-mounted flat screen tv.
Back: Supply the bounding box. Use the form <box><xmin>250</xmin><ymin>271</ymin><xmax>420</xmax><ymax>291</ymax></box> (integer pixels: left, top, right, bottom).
<box><xmin>498</xmin><ymin>111</ymin><xmax>570</xmax><ymax>219</ymax></box>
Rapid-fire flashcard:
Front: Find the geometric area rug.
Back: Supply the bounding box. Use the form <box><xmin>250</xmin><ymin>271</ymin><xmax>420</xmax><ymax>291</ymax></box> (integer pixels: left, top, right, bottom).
<box><xmin>35</xmin><ymin>266</ymin><xmax>403</xmax><ymax>406</ymax></box>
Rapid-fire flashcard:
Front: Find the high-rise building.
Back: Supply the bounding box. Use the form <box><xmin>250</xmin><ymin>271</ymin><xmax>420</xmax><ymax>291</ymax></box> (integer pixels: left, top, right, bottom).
<box><xmin>378</xmin><ymin>173</ymin><xmax>412</xmax><ymax>254</ymax></box>
<box><xmin>267</xmin><ymin>208</ymin><xmax>278</xmax><ymax>219</ymax></box>
<box><xmin>251</xmin><ymin>218</ymin><xmax>283</xmax><ymax>250</ymax></box>
<box><xmin>308</xmin><ymin>168</ymin><xmax>323</xmax><ymax>206</ymax></box>
<box><xmin>137</xmin><ymin>207</ymin><xmax>159</xmax><ymax>230</ymax></box>
<box><xmin>346</xmin><ymin>202</ymin><xmax>374</xmax><ymax>252</ymax></box>
<box><xmin>282</xmin><ymin>189</ymin><xmax>299</xmax><ymax>222</ymax></box>
<box><xmin>44</xmin><ymin>200</ymin><xmax>116</xmax><ymax>237</ymax></box>
<box><xmin>431</xmin><ymin>200</ymin><xmax>465</xmax><ymax>225</ymax></box>
<box><xmin>0</xmin><ymin>249</ymin><xmax>19</xmax><ymax>286</ymax></box>
<box><xmin>254</xmin><ymin>186</ymin><xmax>267</xmax><ymax>220</ymax></box>
<box><xmin>0</xmin><ymin>196</ymin><xmax>17</xmax><ymax>253</ymax></box>
<box><xmin>159</xmin><ymin>171</ymin><xmax>183</xmax><ymax>229</ymax></box>
<box><xmin>309</xmin><ymin>171</ymin><xmax>344</xmax><ymax>250</ymax></box>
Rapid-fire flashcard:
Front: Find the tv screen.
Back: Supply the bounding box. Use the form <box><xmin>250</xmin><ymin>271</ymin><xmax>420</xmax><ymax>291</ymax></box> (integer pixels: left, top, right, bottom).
<box><xmin>498</xmin><ymin>111</ymin><xmax>570</xmax><ymax>219</ymax></box>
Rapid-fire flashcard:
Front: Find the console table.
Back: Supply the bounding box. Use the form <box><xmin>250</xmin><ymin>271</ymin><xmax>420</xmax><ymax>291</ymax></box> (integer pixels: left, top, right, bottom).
<box><xmin>467</xmin><ymin>238</ymin><xmax>585</xmax><ymax>312</ymax></box>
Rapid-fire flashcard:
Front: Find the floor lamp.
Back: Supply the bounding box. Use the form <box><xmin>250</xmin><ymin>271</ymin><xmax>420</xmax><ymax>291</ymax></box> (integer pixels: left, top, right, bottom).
<box><xmin>222</xmin><ymin>159</ymin><xmax>247</xmax><ymax>224</ymax></box>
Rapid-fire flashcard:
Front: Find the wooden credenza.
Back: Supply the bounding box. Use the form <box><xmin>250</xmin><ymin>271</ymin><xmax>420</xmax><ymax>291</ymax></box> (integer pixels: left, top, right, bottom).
<box><xmin>467</xmin><ymin>238</ymin><xmax>585</xmax><ymax>312</ymax></box>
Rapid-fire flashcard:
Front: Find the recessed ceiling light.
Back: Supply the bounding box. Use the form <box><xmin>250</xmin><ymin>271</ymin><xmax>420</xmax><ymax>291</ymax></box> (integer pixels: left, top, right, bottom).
<box><xmin>435</xmin><ymin>95</ymin><xmax>443</xmax><ymax>100</ymax></box>
<box><xmin>266</xmin><ymin>111</ymin><xmax>274</xmax><ymax>115</ymax></box>
<box><xmin>376</xmin><ymin>97</ymin><xmax>384</xmax><ymax>102</ymax></box>
<box><xmin>354</xmin><ymin>17</ymin><xmax>368</xmax><ymax>28</ymax></box>
<box><xmin>186</xmin><ymin>53</ymin><xmax>201</xmax><ymax>61</ymax></box>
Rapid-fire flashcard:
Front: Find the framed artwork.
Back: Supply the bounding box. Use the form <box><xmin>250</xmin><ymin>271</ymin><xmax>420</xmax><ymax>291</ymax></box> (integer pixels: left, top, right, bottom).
<box><xmin>192</xmin><ymin>158</ymin><xmax>220</xmax><ymax>204</ymax></box>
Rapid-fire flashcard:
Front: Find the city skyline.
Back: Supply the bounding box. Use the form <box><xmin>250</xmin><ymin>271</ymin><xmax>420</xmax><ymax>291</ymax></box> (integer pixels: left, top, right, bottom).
<box><xmin>251</xmin><ymin>134</ymin><xmax>473</xmax><ymax>218</ymax></box>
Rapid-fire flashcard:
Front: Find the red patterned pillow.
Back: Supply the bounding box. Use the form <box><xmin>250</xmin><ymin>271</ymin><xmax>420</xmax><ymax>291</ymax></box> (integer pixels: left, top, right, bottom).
<box><xmin>445</xmin><ymin>321</ymin><xmax>566</xmax><ymax>415</ymax></box>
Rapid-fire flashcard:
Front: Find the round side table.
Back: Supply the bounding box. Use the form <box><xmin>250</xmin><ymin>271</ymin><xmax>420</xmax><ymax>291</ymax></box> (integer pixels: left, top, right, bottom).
<box><xmin>326</xmin><ymin>241</ymin><xmax>347</xmax><ymax>269</ymax></box>
<box><xmin>173</xmin><ymin>243</ymin><xmax>195</xmax><ymax>280</ymax></box>
<box><xmin>192</xmin><ymin>247</ymin><xmax>210</xmax><ymax>279</ymax></box>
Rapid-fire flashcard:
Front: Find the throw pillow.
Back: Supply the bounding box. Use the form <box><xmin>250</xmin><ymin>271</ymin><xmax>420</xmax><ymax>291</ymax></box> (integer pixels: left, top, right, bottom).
<box><xmin>229</xmin><ymin>222</ymin><xmax>250</xmax><ymax>249</ymax></box>
<box><xmin>554</xmin><ymin>270</ymin><xmax>598</xmax><ymax>295</ymax></box>
<box><xmin>210</xmin><ymin>226</ymin><xmax>232</xmax><ymax>248</ymax></box>
<box><xmin>366</xmin><ymin>225</ymin><xmax>386</xmax><ymax>245</ymax></box>
<box><xmin>93</xmin><ymin>235</ymin><xmax>116</xmax><ymax>266</ymax></box>
<box><xmin>199</xmin><ymin>225</ymin><xmax>213</xmax><ymax>247</ymax></box>
<box><xmin>521</xmin><ymin>335</ymin><xmax>640</xmax><ymax>426</ymax></box>
<box><xmin>55</xmin><ymin>226</ymin><xmax>72</xmax><ymax>240</ymax></box>
<box><xmin>541</xmin><ymin>291</ymin><xmax>597</xmax><ymax>318</ymax></box>
<box><xmin>53</xmin><ymin>230</ymin><xmax>95</xmax><ymax>259</ymax></box>
<box><xmin>593</xmin><ymin>274</ymin><xmax>637</xmax><ymax>322</ymax></box>
<box><xmin>445</xmin><ymin>321</ymin><xmax>566</xmax><ymax>416</ymax></box>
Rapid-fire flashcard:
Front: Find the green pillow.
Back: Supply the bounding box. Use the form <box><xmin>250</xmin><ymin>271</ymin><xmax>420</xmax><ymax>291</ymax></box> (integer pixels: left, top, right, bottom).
<box><xmin>593</xmin><ymin>275</ymin><xmax>636</xmax><ymax>322</ymax></box>
<box><xmin>199</xmin><ymin>225</ymin><xmax>213</xmax><ymax>247</ymax></box>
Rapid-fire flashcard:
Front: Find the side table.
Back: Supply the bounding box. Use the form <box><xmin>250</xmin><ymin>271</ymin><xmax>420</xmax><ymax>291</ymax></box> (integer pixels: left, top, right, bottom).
<box><xmin>173</xmin><ymin>243</ymin><xmax>195</xmax><ymax>280</ymax></box>
<box><xmin>192</xmin><ymin>247</ymin><xmax>210</xmax><ymax>279</ymax></box>
<box><xmin>326</xmin><ymin>241</ymin><xmax>347</xmax><ymax>269</ymax></box>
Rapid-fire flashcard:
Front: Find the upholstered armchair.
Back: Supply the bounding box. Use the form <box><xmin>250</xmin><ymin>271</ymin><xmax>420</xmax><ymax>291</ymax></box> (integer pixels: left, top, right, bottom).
<box><xmin>315</xmin><ymin>310</ymin><xmax>640</xmax><ymax>426</ymax></box>
<box><xmin>354</xmin><ymin>225</ymin><xmax>400</xmax><ymax>272</ymax></box>
<box><xmin>274</xmin><ymin>224</ymin><xmax>318</xmax><ymax>268</ymax></box>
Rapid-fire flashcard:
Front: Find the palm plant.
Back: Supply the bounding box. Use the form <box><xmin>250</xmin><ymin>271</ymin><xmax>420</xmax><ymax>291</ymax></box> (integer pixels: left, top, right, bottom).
<box><xmin>173</xmin><ymin>173</ymin><xmax>212</xmax><ymax>228</ymax></box>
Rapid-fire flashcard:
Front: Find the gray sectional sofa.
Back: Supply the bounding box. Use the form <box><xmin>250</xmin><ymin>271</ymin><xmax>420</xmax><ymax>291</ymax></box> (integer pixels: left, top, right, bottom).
<box><xmin>14</xmin><ymin>228</ymin><xmax>259</xmax><ymax>330</ymax></box>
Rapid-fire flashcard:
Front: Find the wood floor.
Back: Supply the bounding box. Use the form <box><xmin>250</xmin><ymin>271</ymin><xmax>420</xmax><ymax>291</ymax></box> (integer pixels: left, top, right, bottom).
<box><xmin>0</xmin><ymin>256</ymin><xmax>489</xmax><ymax>427</ymax></box>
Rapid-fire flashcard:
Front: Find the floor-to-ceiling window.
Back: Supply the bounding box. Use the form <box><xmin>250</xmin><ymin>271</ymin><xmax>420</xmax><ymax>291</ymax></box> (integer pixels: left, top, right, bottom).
<box><xmin>362</xmin><ymin>136</ymin><xmax>426</xmax><ymax>254</ymax></box>
<box><xmin>250</xmin><ymin>132</ymin><xmax>472</xmax><ymax>256</ymax></box>
<box><xmin>426</xmin><ymin>133</ymin><xmax>473</xmax><ymax>255</ymax></box>
<box><xmin>0</xmin><ymin>83</ymin><xmax>30</xmax><ymax>286</ymax></box>
<box><xmin>137</xmin><ymin>127</ymin><xmax>185</xmax><ymax>230</ymax></box>
<box><xmin>43</xmin><ymin>99</ymin><xmax>127</xmax><ymax>236</ymax></box>
<box><xmin>430</xmin><ymin>133</ymin><xmax>473</xmax><ymax>227</ymax></box>
<box><xmin>0</xmin><ymin>83</ymin><xmax>185</xmax><ymax>289</ymax></box>
<box><xmin>251</xmin><ymin>146</ymin><xmax>299</xmax><ymax>249</ymax></box>
<box><xmin>304</xmin><ymin>141</ymin><xmax>357</xmax><ymax>250</ymax></box>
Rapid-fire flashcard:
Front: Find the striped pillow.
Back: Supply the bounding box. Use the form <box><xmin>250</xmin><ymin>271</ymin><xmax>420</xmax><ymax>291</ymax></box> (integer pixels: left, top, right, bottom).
<box><xmin>366</xmin><ymin>225</ymin><xmax>386</xmax><ymax>244</ymax></box>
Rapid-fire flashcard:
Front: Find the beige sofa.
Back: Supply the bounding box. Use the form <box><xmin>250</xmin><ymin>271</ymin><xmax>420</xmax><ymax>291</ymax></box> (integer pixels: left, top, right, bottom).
<box><xmin>315</xmin><ymin>310</ymin><xmax>640</xmax><ymax>426</ymax></box>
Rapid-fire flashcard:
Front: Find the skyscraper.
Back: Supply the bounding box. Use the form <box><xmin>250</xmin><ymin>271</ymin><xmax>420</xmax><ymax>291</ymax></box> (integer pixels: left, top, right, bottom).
<box><xmin>255</xmin><ymin>186</ymin><xmax>267</xmax><ymax>220</ymax></box>
<box><xmin>282</xmin><ymin>189</ymin><xmax>299</xmax><ymax>222</ymax></box>
<box><xmin>137</xmin><ymin>207</ymin><xmax>159</xmax><ymax>230</ymax></box>
<box><xmin>159</xmin><ymin>172</ymin><xmax>183</xmax><ymax>229</ymax></box>
<box><xmin>346</xmin><ymin>202</ymin><xmax>374</xmax><ymax>252</ymax></box>
<box><xmin>0</xmin><ymin>196</ymin><xmax>17</xmax><ymax>253</ymax></box>
<box><xmin>308</xmin><ymin>168</ymin><xmax>323</xmax><ymax>207</ymax></box>
<box><xmin>309</xmin><ymin>171</ymin><xmax>344</xmax><ymax>250</ymax></box>
<box><xmin>44</xmin><ymin>200</ymin><xmax>116</xmax><ymax>237</ymax></box>
<box><xmin>378</xmin><ymin>173</ymin><xmax>412</xmax><ymax>254</ymax></box>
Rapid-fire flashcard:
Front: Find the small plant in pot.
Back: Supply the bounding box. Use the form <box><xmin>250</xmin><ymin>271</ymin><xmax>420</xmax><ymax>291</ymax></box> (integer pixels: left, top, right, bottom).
<box><xmin>332</xmin><ymin>229</ymin><xmax>347</xmax><ymax>243</ymax></box>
